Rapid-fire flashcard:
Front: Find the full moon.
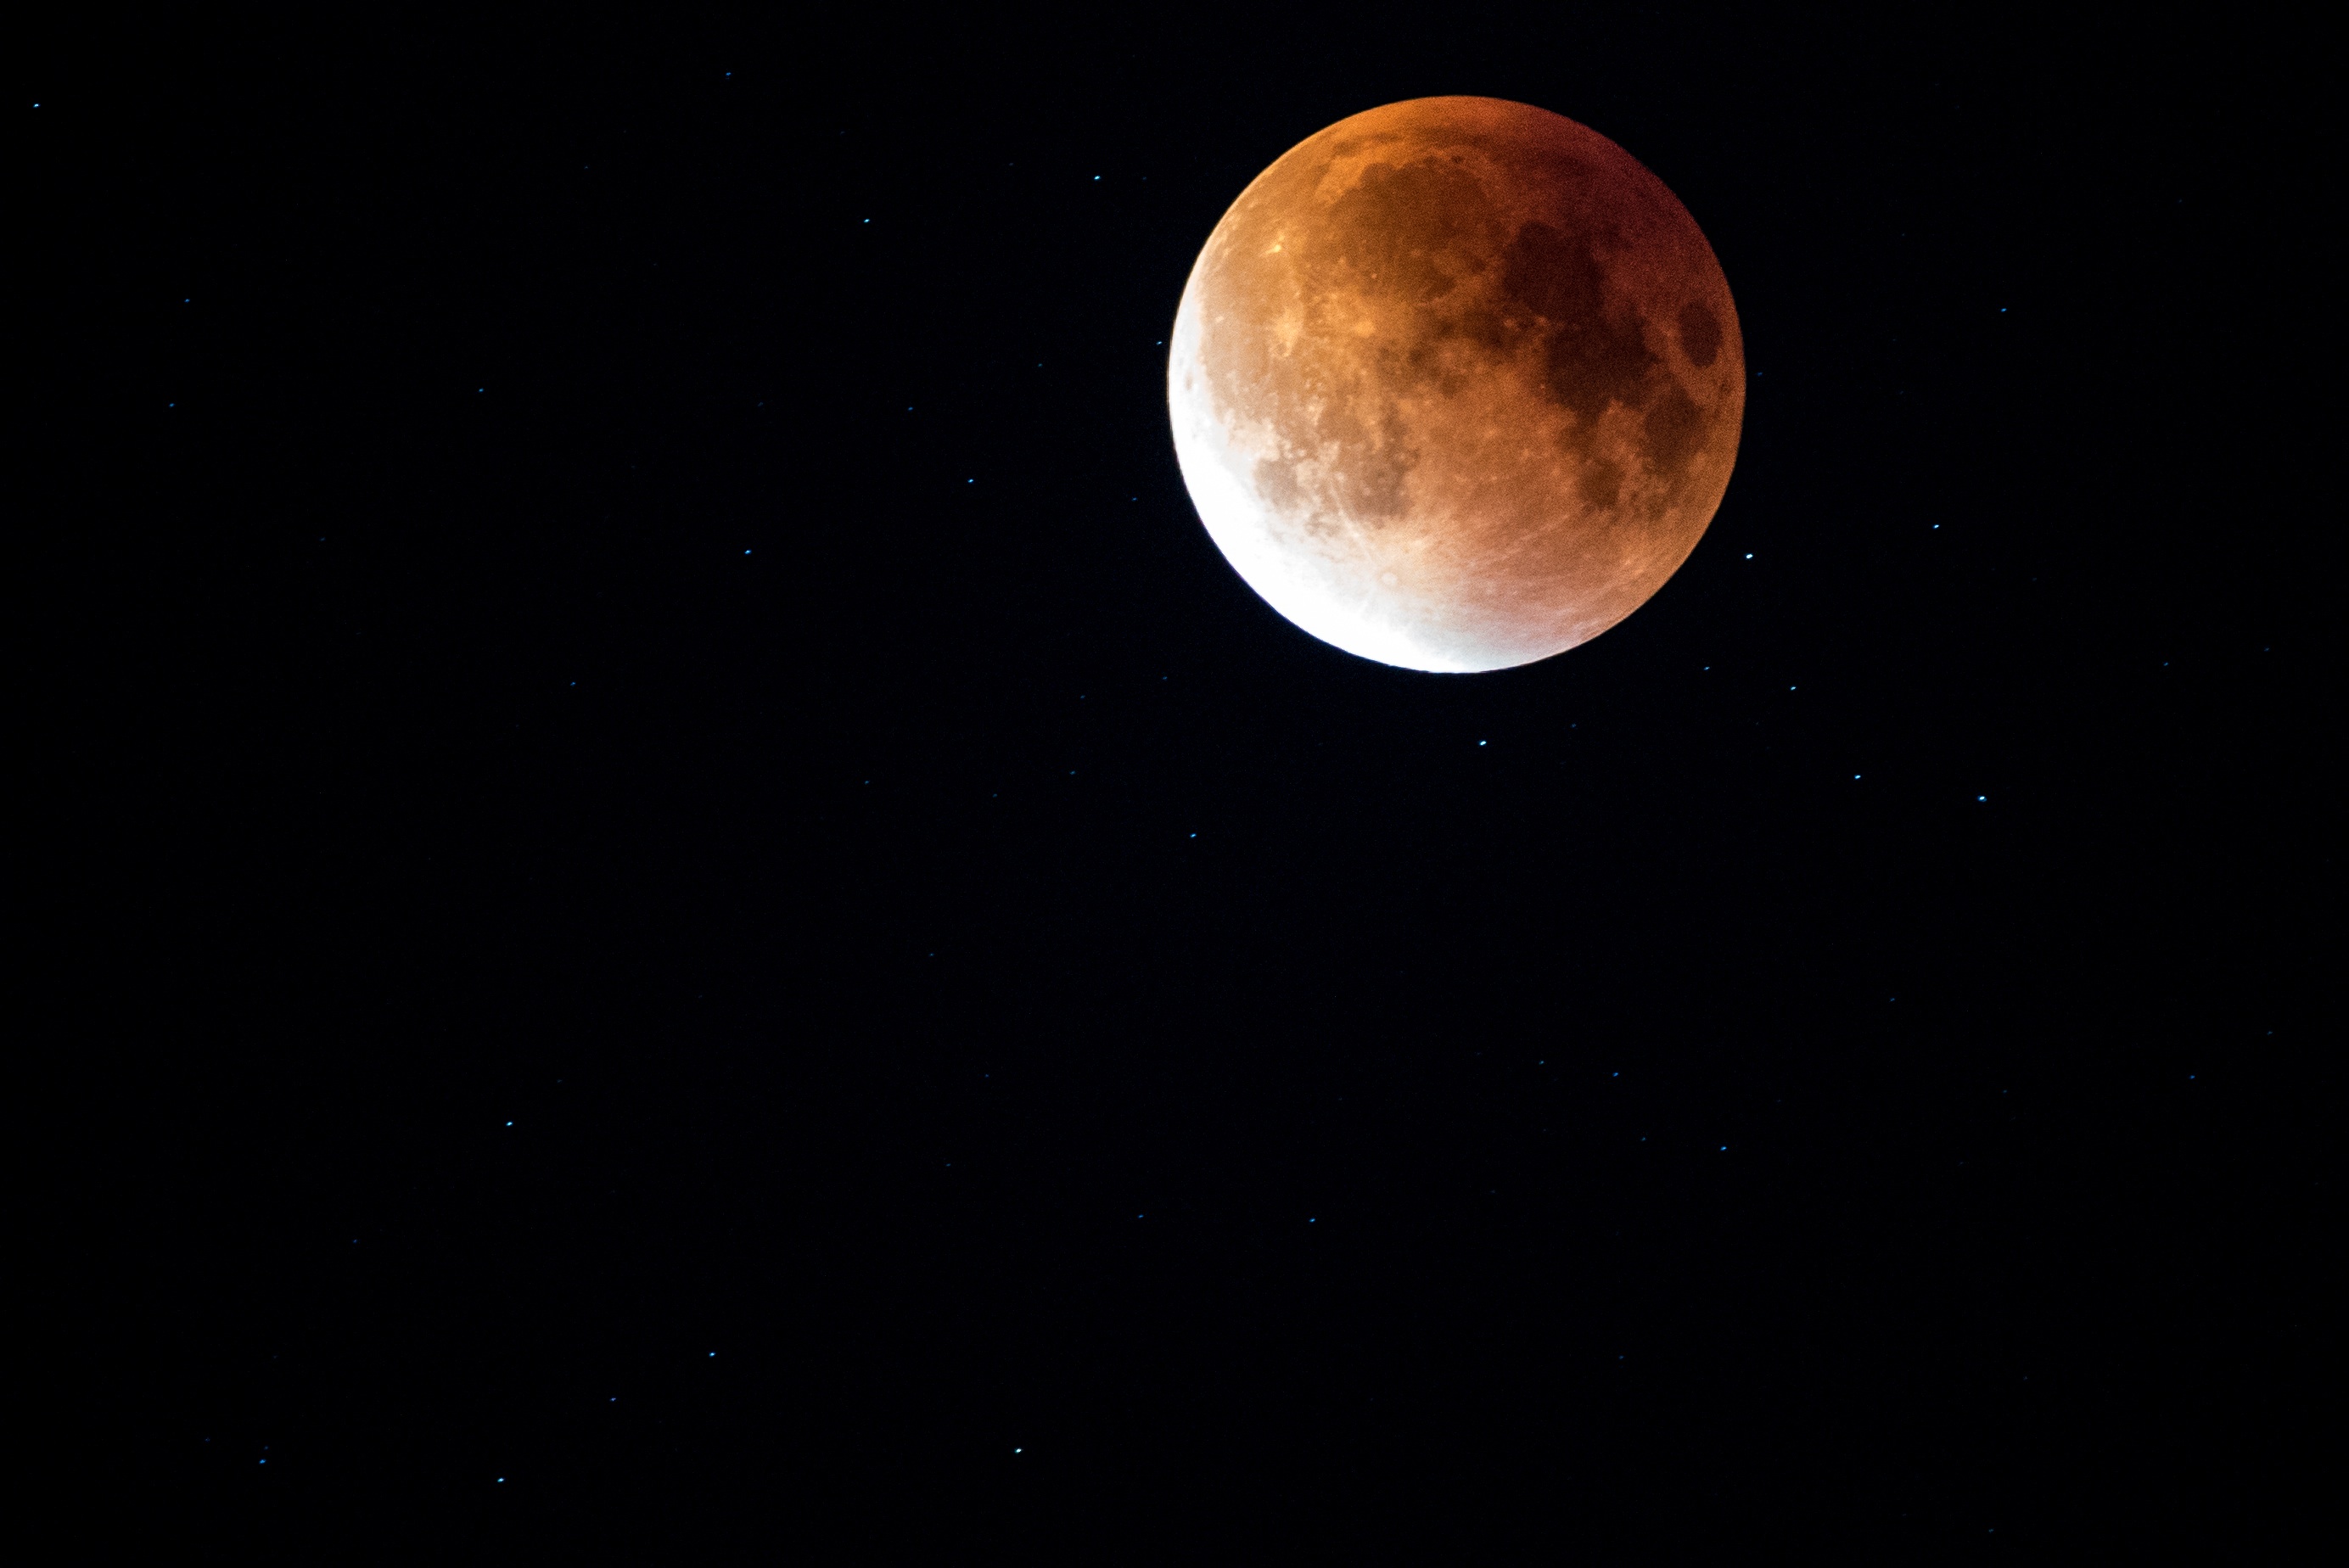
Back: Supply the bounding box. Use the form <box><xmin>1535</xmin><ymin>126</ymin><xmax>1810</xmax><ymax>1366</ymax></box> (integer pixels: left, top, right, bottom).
<box><xmin>1168</xmin><ymin>98</ymin><xmax>1743</xmax><ymax>672</ymax></box>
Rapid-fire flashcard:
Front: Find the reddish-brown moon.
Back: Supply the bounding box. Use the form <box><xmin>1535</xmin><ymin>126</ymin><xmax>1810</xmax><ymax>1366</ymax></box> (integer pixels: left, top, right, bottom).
<box><xmin>1168</xmin><ymin>97</ymin><xmax>1743</xmax><ymax>671</ymax></box>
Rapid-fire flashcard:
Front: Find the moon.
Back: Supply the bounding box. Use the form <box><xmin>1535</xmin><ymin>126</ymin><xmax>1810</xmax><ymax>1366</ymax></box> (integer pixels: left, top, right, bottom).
<box><xmin>1168</xmin><ymin>98</ymin><xmax>1743</xmax><ymax>672</ymax></box>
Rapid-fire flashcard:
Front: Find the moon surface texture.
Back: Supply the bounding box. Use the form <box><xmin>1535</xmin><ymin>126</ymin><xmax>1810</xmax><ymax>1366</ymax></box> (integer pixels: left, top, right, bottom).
<box><xmin>1169</xmin><ymin>98</ymin><xmax>1743</xmax><ymax>671</ymax></box>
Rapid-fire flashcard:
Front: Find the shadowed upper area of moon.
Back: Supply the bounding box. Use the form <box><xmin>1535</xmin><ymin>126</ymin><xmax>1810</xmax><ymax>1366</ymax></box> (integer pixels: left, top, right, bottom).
<box><xmin>1168</xmin><ymin>98</ymin><xmax>1743</xmax><ymax>671</ymax></box>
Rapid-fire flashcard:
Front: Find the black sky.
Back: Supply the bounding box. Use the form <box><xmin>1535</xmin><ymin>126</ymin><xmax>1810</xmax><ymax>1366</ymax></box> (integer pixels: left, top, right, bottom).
<box><xmin>41</xmin><ymin>10</ymin><xmax>2329</xmax><ymax>1556</ymax></box>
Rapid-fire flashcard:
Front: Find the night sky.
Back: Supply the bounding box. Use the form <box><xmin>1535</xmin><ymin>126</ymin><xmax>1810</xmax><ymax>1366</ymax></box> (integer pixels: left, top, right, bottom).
<box><xmin>48</xmin><ymin>12</ymin><xmax>2325</xmax><ymax>1555</ymax></box>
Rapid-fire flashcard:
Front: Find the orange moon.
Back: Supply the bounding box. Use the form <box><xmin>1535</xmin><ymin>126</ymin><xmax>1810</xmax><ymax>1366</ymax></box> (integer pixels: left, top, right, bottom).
<box><xmin>1168</xmin><ymin>98</ymin><xmax>1743</xmax><ymax>672</ymax></box>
